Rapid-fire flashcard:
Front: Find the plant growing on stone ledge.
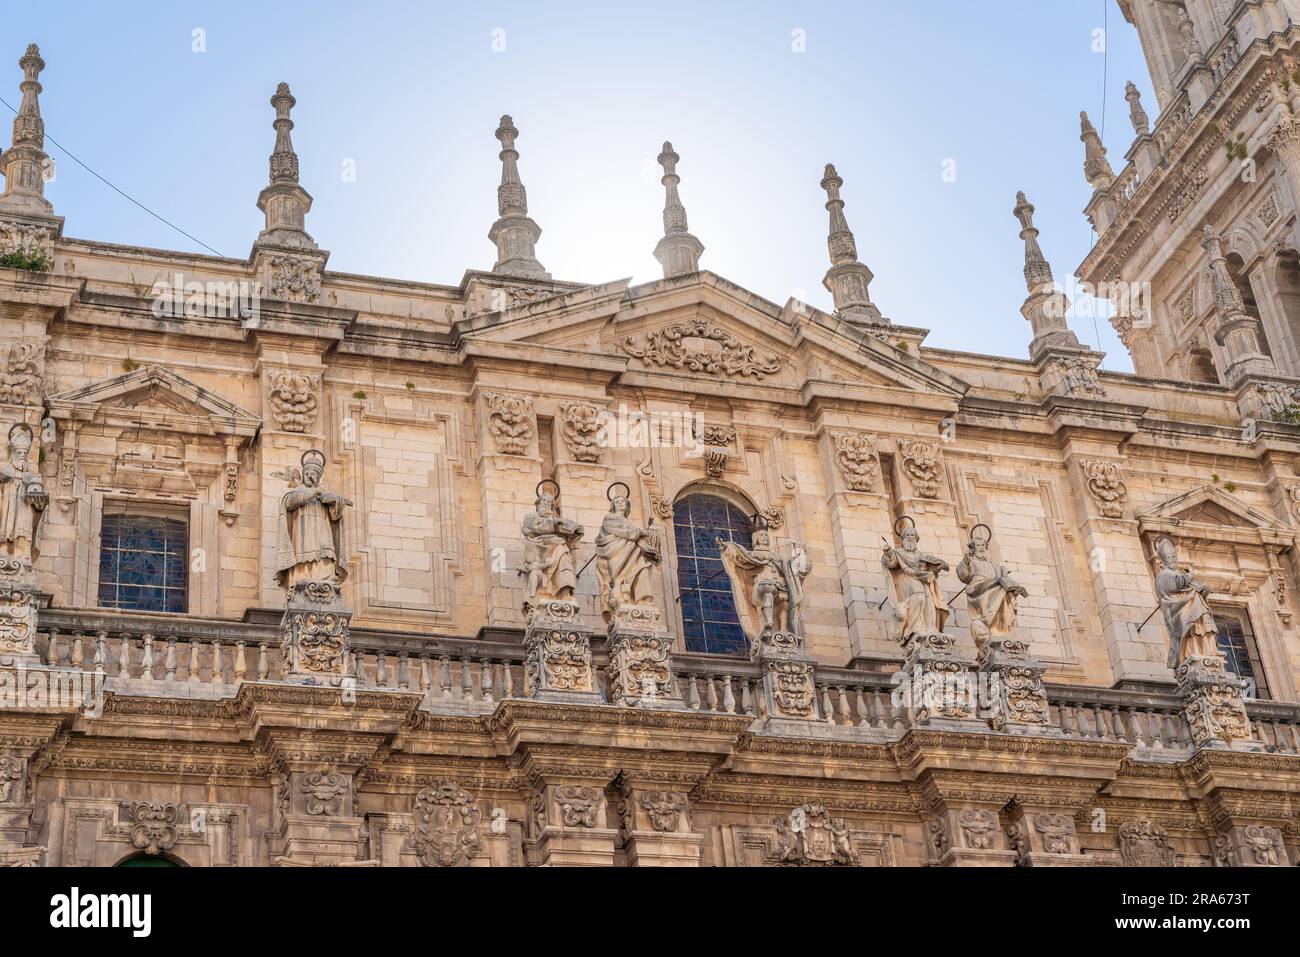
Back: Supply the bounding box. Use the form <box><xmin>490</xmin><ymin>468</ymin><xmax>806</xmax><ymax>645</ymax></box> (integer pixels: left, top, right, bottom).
<box><xmin>1272</xmin><ymin>402</ymin><xmax>1300</xmax><ymax>425</ymax></box>
<box><xmin>0</xmin><ymin>247</ymin><xmax>50</xmax><ymax>272</ymax></box>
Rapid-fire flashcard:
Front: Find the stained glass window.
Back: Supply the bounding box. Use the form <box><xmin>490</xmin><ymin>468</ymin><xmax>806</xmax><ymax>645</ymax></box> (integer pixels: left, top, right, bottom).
<box><xmin>1213</xmin><ymin>608</ymin><xmax>1269</xmax><ymax>699</ymax></box>
<box><xmin>673</xmin><ymin>493</ymin><xmax>753</xmax><ymax>655</ymax></box>
<box><xmin>98</xmin><ymin>512</ymin><xmax>189</xmax><ymax>614</ymax></box>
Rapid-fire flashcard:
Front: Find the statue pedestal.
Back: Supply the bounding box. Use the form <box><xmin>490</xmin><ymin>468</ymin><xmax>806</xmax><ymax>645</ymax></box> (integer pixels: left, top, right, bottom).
<box><xmin>606</xmin><ymin>605</ymin><xmax>679</xmax><ymax>707</ymax></box>
<box><xmin>280</xmin><ymin>580</ymin><xmax>351</xmax><ymax>685</ymax></box>
<box><xmin>1176</xmin><ymin>654</ymin><xmax>1256</xmax><ymax>750</ymax></box>
<box><xmin>898</xmin><ymin>633</ymin><xmax>982</xmax><ymax>731</ymax></box>
<box><xmin>976</xmin><ymin>638</ymin><xmax>1055</xmax><ymax>735</ymax></box>
<box><xmin>523</xmin><ymin>600</ymin><xmax>600</xmax><ymax>703</ymax></box>
<box><xmin>751</xmin><ymin>631</ymin><xmax>819</xmax><ymax>725</ymax></box>
<box><xmin>0</xmin><ymin>562</ymin><xmax>40</xmax><ymax>668</ymax></box>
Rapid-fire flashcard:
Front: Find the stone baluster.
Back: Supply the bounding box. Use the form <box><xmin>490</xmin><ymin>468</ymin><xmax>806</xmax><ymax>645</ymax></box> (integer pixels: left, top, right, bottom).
<box><xmin>1108</xmin><ymin>706</ymin><xmax>1125</xmax><ymax>741</ymax></box>
<box><xmin>838</xmin><ymin>686</ymin><xmax>852</xmax><ymax>726</ymax></box>
<box><xmin>1145</xmin><ymin>709</ymin><xmax>1163</xmax><ymax>749</ymax></box>
<box><xmin>93</xmin><ymin>631</ymin><xmax>107</xmax><ymax>673</ymax></box>
<box><xmin>720</xmin><ymin>675</ymin><xmax>736</xmax><ymax>714</ymax></box>
<box><xmin>741</xmin><ymin>676</ymin><xmax>755</xmax><ymax>716</ymax></box>
<box><xmin>818</xmin><ymin>685</ymin><xmax>832</xmax><ymax>724</ymax></box>
<box><xmin>686</xmin><ymin>674</ymin><xmax>701</xmax><ymax>710</ymax></box>
<box><xmin>375</xmin><ymin>652</ymin><xmax>388</xmax><ymax>688</ymax></box>
<box><xmin>397</xmin><ymin>652</ymin><xmax>410</xmax><ymax>690</ymax></box>
<box><xmin>1095</xmin><ymin>705</ymin><xmax>1110</xmax><ymax>740</ymax></box>
<box><xmin>116</xmin><ymin>633</ymin><xmax>131</xmax><ymax>678</ymax></box>
<box><xmin>44</xmin><ymin>628</ymin><xmax>59</xmax><ymax>666</ymax></box>
<box><xmin>439</xmin><ymin>656</ymin><xmax>452</xmax><ymax>699</ymax></box>
<box><xmin>503</xmin><ymin>660</ymin><xmax>515</xmax><ymax>698</ymax></box>
<box><xmin>233</xmin><ymin>641</ymin><xmax>247</xmax><ymax>682</ymax></box>
<box><xmin>188</xmin><ymin>639</ymin><xmax>201</xmax><ymax>682</ymax></box>
<box><xmin>256</xmin><ymin>642</ymin><xmax>269</xmax><ymax>680</ymax></box>
<box><xmin>418</xmin><ymin>655</ymin><xmax>430</xmax><ymax>692</ymax></box>
<box><xmin>164</xmin><ymin>638</ymin><xmax>177</xmax><ymax>681</ymax></box>
<box><xmin>1126</xmin><ymin>706</ymin><xmax>1145</xmax><ymax>746</ymax></box>
<box><xmin>460</xmin><ymin>656</ymin><xmax>473</xmax><ymax>701</ymax></box>
<box><xmin>140</xmin><ymin>634</ymin><xmax>155</xmax><ymax>681</ymax></box>
<box><xmin>210</xmin><ymin>639</ymin><xmax>224</xmax><ymax>684</ymax></box>
<box><xmin>701</xmin><ymin>675</ymin><xmax>715</xmax><ymax>712</ymax></box>
<box><xmin>354</xmin><ymin>650</ymin><xmax>367</xmax><ymax>687</ymax></box>
<box><xmin>480</xmin><ymin>659</ymin><xmax>493</xmax><ymax>702</ymax></box>
<box><xmin>70</xmin><ymin>632</ymin><xmax>84</xmax><ymax>671</ymax></box>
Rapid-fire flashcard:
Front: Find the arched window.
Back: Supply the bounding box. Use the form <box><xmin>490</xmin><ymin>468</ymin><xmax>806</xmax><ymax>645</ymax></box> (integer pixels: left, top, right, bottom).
<box><xmin>672</xmin><ymin>492</ymin><xmax>753</xmax><ymax>655</ymax></box>
<box><xmin>116</xmin><ymin>853</ymin><xmax>183</xmax><ymax>867</ymax></box>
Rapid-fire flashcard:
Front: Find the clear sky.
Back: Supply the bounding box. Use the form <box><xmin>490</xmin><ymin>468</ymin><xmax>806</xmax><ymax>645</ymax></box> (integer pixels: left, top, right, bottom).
<box><xmin>6</xmin><ymin>1</ymin><xmax>1149</xmax><ymax>370</ymax></box>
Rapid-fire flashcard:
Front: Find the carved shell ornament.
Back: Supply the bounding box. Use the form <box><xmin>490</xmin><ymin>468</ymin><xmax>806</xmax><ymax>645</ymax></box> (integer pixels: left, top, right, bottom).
<box><xmin>622</xmin><ymin>318</ymin><xmax>783</xmax><ymax>380</ymax></box>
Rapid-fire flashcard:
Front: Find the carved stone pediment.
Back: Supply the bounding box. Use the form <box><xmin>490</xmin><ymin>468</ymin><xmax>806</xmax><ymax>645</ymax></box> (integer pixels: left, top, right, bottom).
<box><xmin>1138</xmin><ymin>485</ymin><xmax>1293</xmax><ymax>549</ymax></box>
<box><xmin>45</xmin><ymin>364</ymin><xmax>260</xmax><ymax>437</ymax></box>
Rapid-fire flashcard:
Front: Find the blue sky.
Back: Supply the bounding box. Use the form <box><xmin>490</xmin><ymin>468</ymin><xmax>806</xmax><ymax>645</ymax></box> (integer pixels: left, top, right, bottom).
<box><xmin>6</xmin><ymin>1</ymin><xmax>1148</xmax><ymax>370</ymax></box>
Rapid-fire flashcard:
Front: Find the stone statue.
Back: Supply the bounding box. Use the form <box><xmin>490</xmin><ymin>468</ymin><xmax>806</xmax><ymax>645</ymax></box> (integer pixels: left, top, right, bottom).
<box><xmin>274</xmin><ymin>449</ymin><xmax>351</xmax><ymax>589</ymax></box>
<box><xmin>595</xmin><ymin>483</ymin><xmax>659</xmax><ymax>622</ymax></box>
<box><xmin>0</xmin><ymin>424</ymin><xmax>46</xmax><ymax>570</ymax></box>
<box><xmin>1154</xmin><ymin>536</ymin><xmax>1219</xmax><ymax>669</ymax></box>
<box><xmin>718</xmin><ymin>516</ymin><xmax>809</xmax><ymax>642</ymax></box>
<box><xmin>520</xmin><ymin>481</ymin><xmax>583</xmax><ymax>606</ymax></box>
<box><xmin>955</xmin><ymin>524</ymin><xmax>1027</xmax><ymax>651</ymax></box>
<box><xmin>882</xmin><ymin>519</ymin><xmax>949</xmax><ymax>644</ymax></box>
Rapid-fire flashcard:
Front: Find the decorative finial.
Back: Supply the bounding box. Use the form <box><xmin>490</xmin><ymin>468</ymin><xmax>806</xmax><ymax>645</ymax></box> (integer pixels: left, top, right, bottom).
<box><xmin>1080</xmin><ymin>111</ymin><xmax>1115</xmax><ymax>191</ymax></box>
<box><xmin>0</xmin><ymin>42</ymin><xmax>53</xmax><ymax>214</ymax></box>
<box><xmin>1012</xmin><ymin>191</ymin><xmax>1053</xmax><ymax>290</ymax></box>
<box><xmin>653</xmin><ymin>140</ymin><xmax>704</xmax><ymax>278</ymax></box>
<box><xmin>1125</xmin><ymin>81</ymin><xmax>1149</xmax><ymax>136</ymax></box>
<box><xmin>255</xmin><ymin>81</ymin><xmax>317</xmax><ymax>250</ymax></box>
<box><xmin>1013</xmin><ymin>190</ymin><xmax>1079</xmax><ymax>358</ymax></box>
<box><xmin>819</xmin><ymin>163</ymin><xmax>884</xmax><ymax>325</ymax></box>
<box><xmin>489</xmin><ymin>114</ymin><xmax>549</xmax><ymax>280</ymax></box>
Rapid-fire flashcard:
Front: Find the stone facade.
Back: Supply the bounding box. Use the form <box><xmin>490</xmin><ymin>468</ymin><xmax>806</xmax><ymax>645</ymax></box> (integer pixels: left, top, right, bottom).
<box><xmin>3</xmin><ymin>17</ymin><xmax>1300</xmax><ymax>867</ymax></box>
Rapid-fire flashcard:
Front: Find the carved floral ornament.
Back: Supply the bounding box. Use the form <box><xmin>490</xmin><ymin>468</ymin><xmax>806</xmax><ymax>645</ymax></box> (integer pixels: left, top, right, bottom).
<box><xmin>300</xmin><ymin>769</ymin><xmax>349</xmax><ymax>816</ymax></box>
<box><xmin>558</xmin><ymin>400</ymin><xmax>603</xmax><ymax>463</ymax></box>
<box><xmin>1080</xmin><ymin>458</ymin><xmax>1128</xmax><ymax>518</ymax></box>
<box><xmin>0</xmin><ymin>342</ymin><xmax>40</xmax><ymax>406</ymax></box>
<box><xmin>622</xmin><ymin>317</ymin><xmax>784</xmax><ymax>380</ymax></box>
<box><xmin>1117</xmin><ymin>819</ymin><xmax>1176</xmax><ymax>866</ymax></box>
<box><xmin>0</xmin><ymin>219</ymin><xmax>54</xmax><ymax>260</ymax></box>
<box><xmin>638</xmin><ymin>791</ymin><xmax>687</xmax><ymax>833</ymax></box>
<box><xmin>267</xmin><ymin>255</ymin><xmax>321</xmax><ymax>303</ymax></box>
<box><xmin>267</xmin><ymin>369</ymin><xmax>320</xmax><ymax>433</ymax></box>
<box><xmin>832</xmin><ymin>431</ymin><xmax>880</xmax><ymax>491</ymax></box>
<box><xmin>897</xmin><ymin>438</ymin><xmax>943</xmax><ymax>499</ymax></box>
<box><xmin>129</xmin><ymin>801</ymin><xmax>179</xmax><ymax>856</ymax></box>
<box><xmin>483</xmin><ymin>391</ymin><xmax>536</xmax><ymax>456</ymax></box>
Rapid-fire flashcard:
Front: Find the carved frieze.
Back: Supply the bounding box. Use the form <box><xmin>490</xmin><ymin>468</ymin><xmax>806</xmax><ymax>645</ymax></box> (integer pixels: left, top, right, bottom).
<box><xmin>483</xmin><ymin>391</ymin><xmax>535</xmax><ymax>456</ymax></box>
<box><xmin>622</xmin><ymin>318</ymin><xmax>783</xmax><ymax>380</ymax></box>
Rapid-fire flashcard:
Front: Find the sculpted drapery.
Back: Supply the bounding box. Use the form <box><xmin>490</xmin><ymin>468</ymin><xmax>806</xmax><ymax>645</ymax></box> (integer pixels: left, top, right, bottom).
<box><xmin>521</xmin><ymin>486</ymin><xmax>584</xmax><ymax>605</ymax></box>
<box><xmin>1154</xmin><ymin>537</ymin><xmax>1219</xmax><ymax>669</ymax></box>
<box><xmin>955</xmin><ymin>528</ymin><xmax>1027</xmax><ymax>650</ymax></box>
<box><xmin>882</xmin><ymin>525</ymin><xmax>948</xmax><ymax>644</ymax></box>
<box><xmin>717</xmin><ymin>519</ymin><xmax>809</xmax><ymax>642</ymax></box>
<box><xmin>0</xmin><ymin>424</ymin><xmax>46</xmax><ymax>568</ymax></box>
<box><xmin>595</xmin><ymin>491</ymin><xmax>659</xmax><ymax>620</ymax></box>
<box><xmin>274</xmin><ymin>449</ymin><xmax>350</xmax><ymax>589</ymax></box>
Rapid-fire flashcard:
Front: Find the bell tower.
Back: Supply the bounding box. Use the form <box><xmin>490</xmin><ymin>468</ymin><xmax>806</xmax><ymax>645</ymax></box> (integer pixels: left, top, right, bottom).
<box><xmin>1080</xmin><ymin>0</ymin><xmax>1300</xmax><ymax>422</ymax></box>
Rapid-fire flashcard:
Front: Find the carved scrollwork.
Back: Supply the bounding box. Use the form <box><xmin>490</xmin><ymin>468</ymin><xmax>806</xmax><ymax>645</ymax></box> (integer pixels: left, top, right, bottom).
<box><xmin>268</xmin><ymin>255</ymin><xmax>321</xmax><ymax>303</ymax></box>
<box><xmin>1118</xmin><ymin>820</ymin><xmax>1176</xmax><ymax>866</ymax></box>
<box><xmin>897</xmin><ymin>438</ymin><xmax>943</xmax><ymax>499</ymax></box>
<box><xmin>554</xmin><ymin>785</ymin><xmax>599</xmax><ymax>828</ymax></box>
<box><xmin>0</xmin><ymin>342</ymin><xmax>40</xmax><ymax>406</ymax></box>
<box><xmin>300</xmin><ymin>769</ymin><xmax>348</xmax><ymax>816</ymax></box>
<box><xmin>483</xmin><ymin>391</ymin><xmax>535</xmax><ymax>455</ymax></box>
<box><xmin>1080</xmin><ymin>459</ymin><xmax>1128</xmax><ymax>518</ymax></box>
<box><xmin>558</xmin><ymin>400</ymin><xmax>603</xmax><ymax>463</ymax></box>
<box><xmin>412</xmin><ymin>781</ymin><xmax>482</xmax><ymax>867</ymax></box>
<box><xmin>129</xmin><ymin>802</ymin><xmax>179</xmax><ymax>856</ymax></box>
<box><xmin>832</xmin><ymin>431</ymin><xmax>880</xmax><ymax>491</ymax></box>
<box><xmin>267</xmin><ymin>370</ymin><xmax>320</xmax><ymax>433</ymax></box>
<box><xmin>622</xmin><ymin>318</ymin><xmax>783</xmax><ymax>380</ymax></box>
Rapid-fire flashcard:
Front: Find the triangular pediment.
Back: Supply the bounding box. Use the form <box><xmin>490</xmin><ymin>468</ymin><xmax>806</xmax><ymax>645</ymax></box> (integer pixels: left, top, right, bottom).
<box><xmin>46</xmin><ymin>365</ymin><xmax>260</xmax><ymax>437</ymax></box>
<box><xmin>1137</xmin><ymin>485</ymin><xmax>1293</xmax><ymax>548</ymax></box>
<box><xmin>456</xmin><ymin>271</ymin><xmax>968</xmax><ymax>398</ymax></box>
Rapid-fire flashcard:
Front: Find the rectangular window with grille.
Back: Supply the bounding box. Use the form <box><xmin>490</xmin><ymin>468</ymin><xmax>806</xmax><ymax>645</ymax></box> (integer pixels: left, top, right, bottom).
<box><xmin>1211</xmin><ymin>607</ymin><xmax>1269</xmax><ymax>700</ymax></box>
<box><xmin>97</xmin><ymin>509</ymin><xmax>189</xmax><ymax>614</ymax></box>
